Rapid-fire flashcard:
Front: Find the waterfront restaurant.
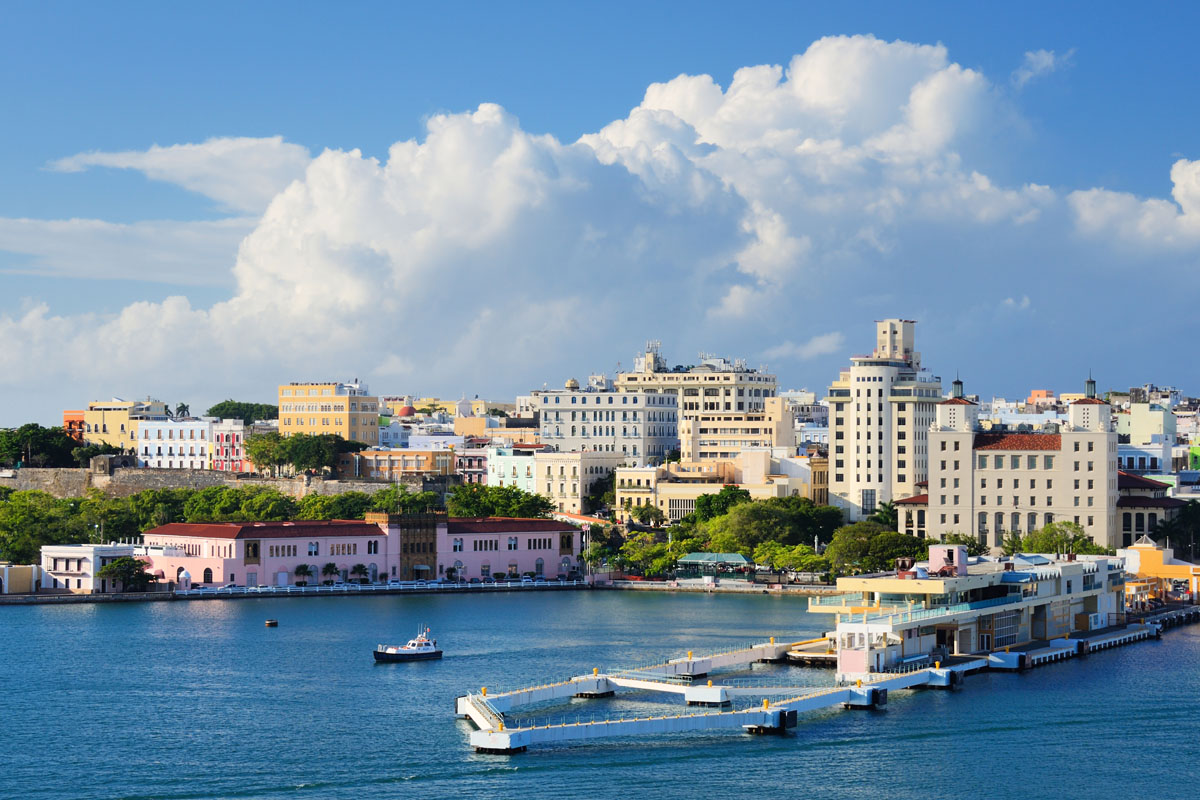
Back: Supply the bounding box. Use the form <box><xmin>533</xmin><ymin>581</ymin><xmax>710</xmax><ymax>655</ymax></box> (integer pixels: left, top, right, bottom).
<box><xmin>812</xmin><ymin>544</ymin><xmax>1127</xmax><ymax>681</ymax></box>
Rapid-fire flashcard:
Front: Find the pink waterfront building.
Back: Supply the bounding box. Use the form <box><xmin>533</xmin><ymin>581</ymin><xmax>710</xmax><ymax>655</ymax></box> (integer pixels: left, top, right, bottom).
<box><xmin>438</xmin><ymin>518</ymin><xmax>581</xmax><ymax>580</ymax></box>
<box><xmin>143</xmin><ymin>519</ymin><xmax>400</xmax><ymax>587</ymax></box>
<box><xmin>139</xmin><ymin>514</ymin><xmax>584</xmax><ymax>586</ymax></box>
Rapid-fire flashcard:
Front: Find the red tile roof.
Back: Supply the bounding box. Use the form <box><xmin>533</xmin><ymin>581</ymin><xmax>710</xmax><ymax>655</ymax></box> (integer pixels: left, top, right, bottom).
<box><xmin>447</xmin><ymin>518</ymin><xmax>573</xmax><ymax>534</ymax></box>
<box><xmin>1118</xmin><ymin>471</ymin><xmax>1171</xmax><ymax>490</ymax></box>
<box><xmin>895</xmin><ymin>494</ymin><xmax>928</xmax><ymax>505</ymax></box>
<box><xmin>145</xmin><ymin>521</ymin><xmax>380</xmax><ymax>539</ymax></box>
<box><xmin>973</xmin><ymin>433</ymin><xmax>1061</xmax><ymax>451</ymax></box>
<box><xmin>939</xmin><ymin>397</ymin><xmax>976</xmax><ymax>406</ymax></box>
<box><xmin>1117</xmin><ymin>496</ymin><xmax>1186</xmax><ymax>509</ymax></box>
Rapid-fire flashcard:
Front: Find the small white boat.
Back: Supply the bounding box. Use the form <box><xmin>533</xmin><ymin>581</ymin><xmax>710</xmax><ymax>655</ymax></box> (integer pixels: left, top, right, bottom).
<box><xmin>374</xmin><ymin>626</ymin><xmax>442</xmax><ymax>662</ymax></box>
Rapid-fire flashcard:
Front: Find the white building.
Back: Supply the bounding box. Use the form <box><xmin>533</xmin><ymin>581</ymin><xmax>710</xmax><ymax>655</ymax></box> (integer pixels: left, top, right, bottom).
<box><xmin>925</xmin><ymin>379</ymin><xmax>1119</xmax><ymax>549</ymax></box>
<box><xmin>615</xmin><ymin>342</ymin><xmax>777</xmax><ymax>421</ymax></box>
<box><xmin>533</xmin><ymin>450</ymin><xmax>623</xmax><ymax>514</ymax></box>
<box><xmin>41</xmin><ymin>543</ymin><xmax>139</xmax><ymax>594</ymax></box>
<box><xmin>826</xmin><ymin>319</ymin><xmax>942</xmax><ymax>520</ymax></box>
<box><xmin>537</xmin><ymin>381</ymin><xmax>678</xmax><ymax>465</ymax></box>
<box><xmin>137</xmin><ymin>418</ymin><xmax>214</xmax><ymax>470</ymax></box>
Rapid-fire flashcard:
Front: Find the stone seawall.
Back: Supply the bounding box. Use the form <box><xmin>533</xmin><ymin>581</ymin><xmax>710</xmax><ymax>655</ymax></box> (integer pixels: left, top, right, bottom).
<box><xmin>0</xmin><ymin>468</ymin><xmax>435</xmax><ymax>500</ymax></box>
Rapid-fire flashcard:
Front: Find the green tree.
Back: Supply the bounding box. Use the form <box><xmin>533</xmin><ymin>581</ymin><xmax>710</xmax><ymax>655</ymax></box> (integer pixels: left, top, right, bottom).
<box><xmin>823</xmin><ymin>520</ymin><xmax>891</xmax><ymax>574</ymax></box>
<box><xmin>865</xmin><ymin>531</ymin><xmax>929</xmax><ymax>571</ymax></box>
<box><xmin>941</xmin><ymin>532</ymin><xmax>988</xmax><ymax>557</ymax></box>
<box><xmin>867</xmin><ymin>500</ymin><xmax>899</xmax><ymax>531</ymax></box>
<box><xmin>96</xmin><ymin>556</ymin><xmax>153</xmax><ymax>592</ymax></box>
<box><xmin>0</xmin><ymin>424</ymin><xmax>80</xmax><ymax>468</ymax></box>
<box><xmin>368</xmin><ymin>486</ymin><xmax>440</xmax><ymax>514</ymax></box>
<box><xmin>629</xmin><ymin>503</ymin><xmax>666</xmax><ymax>527</ymax></box>
<box><xmin>446</xmin><ymin>485</ymin><xmax>553</xmax><ymax>518</ymax></box>
<box><xmin>486</xmin><ymin>408</ymin><xmax>508</xmax><ymax>417</ymax></box>
<box><xmin>619</xmin><ymin>532</ymin><xmax>670</xmax><ymax>576</ymax></box>
<box><xmin>70</xmin><ymin>442</ymin><xmax>125</xmax><ymax>467</ymax></box>
<box><xmin>1019</xmin><ymin>521</ymin><xmax>1112</xmax><ymax>556</ymax></box>
<box><xmin>174</xmin><ymin>403</ymin><xmax>191</xmax><ymax>418</ymax></box>
<box><xmin>294</xmin><ymin>563</ymin><xmax>313</xmax><ymax>585</ymax></box>
<box><xmin>350</xmin><ymin>563</ymin><xmax>369</xmax><ymax>583</ymax></box>
<box><xmin>205</xmin><ymin>400</ymin><xmax>279</xmax><ymax>425</ymax></box>
<box><xmin>693</xmin><ymin>485</ymin><xmax>752</xmax><ymax>522</ymax></box>
<box><xmin>0</xmin><ymin>490</ymin><xmax>91</xmax><ymax>563</ymax></box>
<box><xmin>245</xmin><ymin>433</ymin><xmax>288</xmax><ymax>476</ymax></box>
<box><xmin>321</xmin><ymin>562</ymin><xmax>340</xmax><ymax>584</ymax></box>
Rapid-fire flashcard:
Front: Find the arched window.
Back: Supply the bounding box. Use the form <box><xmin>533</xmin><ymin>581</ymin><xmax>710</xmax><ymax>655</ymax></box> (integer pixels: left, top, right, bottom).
<box><xmin>176</xmin><ymin>566</ymin><xmax>184</xmax><ymax>579</ymax></box>
<box><xmin>202</xmin><ymin>568</ymin><xmax>213</xmax><ymax>583</ymax></box>
<box><xmin>535</xmin><ymin>558</ymin><xmax>544</xmax><ymax>576</ymax></box>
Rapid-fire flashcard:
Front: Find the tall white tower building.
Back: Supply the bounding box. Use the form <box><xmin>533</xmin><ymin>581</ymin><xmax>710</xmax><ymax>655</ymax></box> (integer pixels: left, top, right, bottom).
<box><xmin>826</xmin><ymin>319</ymin><xmax>942</xmax><ymax>520</ymax></box>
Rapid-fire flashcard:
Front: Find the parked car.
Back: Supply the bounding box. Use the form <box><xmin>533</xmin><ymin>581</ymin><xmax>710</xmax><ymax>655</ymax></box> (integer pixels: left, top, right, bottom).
<box><xmin>387</xmin><ymin>580</ymin><xmax>402</xmax><ymax>587</ymax></box>
<box><xmin>520</xmin><ymin>576</ymin><xmax>534</xmax><ymax>585</ymax></box>
<box><xmin>481</xmin><ymin>577</ymin><xmax>495</xmax><ymax>585</ymax></box>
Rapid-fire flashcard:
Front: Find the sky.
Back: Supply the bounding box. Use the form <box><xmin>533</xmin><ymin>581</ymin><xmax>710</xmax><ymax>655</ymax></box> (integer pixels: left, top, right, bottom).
<box><xmin>2</xmin><ymin>1</ymin><xmax>1199</xmax><ymax>425</ymax></box>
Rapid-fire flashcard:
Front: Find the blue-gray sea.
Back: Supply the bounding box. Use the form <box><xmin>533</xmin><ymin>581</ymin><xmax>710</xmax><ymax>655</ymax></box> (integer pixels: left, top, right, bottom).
<box><xmin>3</xmin><ymin>591</ymin><xmax>1196</xmax><ymax>799</ymax></box>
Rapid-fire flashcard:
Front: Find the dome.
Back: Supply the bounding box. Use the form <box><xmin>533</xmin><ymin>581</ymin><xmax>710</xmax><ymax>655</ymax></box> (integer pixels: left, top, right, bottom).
<box><xmin>179</xmin><ymin>569</ymin><xmax>191</xmax><ymax>580</ymax></box>
<box><xmin>397</xmin><ymin>405</ymin><xmax>417</xmax><ymax>417</ymax></box>
<box><xmin>564</xmin><ymin>378</ymin><xmax>580</xmax><ymax>390</ymax></box>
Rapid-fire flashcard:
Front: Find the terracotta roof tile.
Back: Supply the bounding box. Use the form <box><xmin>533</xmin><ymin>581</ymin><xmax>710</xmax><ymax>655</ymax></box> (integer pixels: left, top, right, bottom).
<box><xmin>145</xmin><ymin>520</ymin><xmax>378</xmax><ymax>539</ymax></box>
<box><xmin>1118</xmin><ymin>471</ymin><xmax>1171</xmax><ymax>490</ymax></box>
<box><xmin>973</xmin><ymin>433</ymin><xmax>1061</xmax><ymax>451</ymax></box>
<box><xmin>895</xmin><ymin>494</ymin><xmax>928</xmax><ymax>505</ymax></box>
<box><xmin>939</xmin><ymin>397</ymin><xmax>976</xmax><ymax>406</ymax></box>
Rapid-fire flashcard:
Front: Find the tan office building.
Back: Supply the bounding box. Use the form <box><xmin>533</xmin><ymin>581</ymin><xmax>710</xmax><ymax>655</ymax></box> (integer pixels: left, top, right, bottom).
<box><xmin>679</xmin><ymin>397</ymin><xmax>795</xmax><ymax>460</ymax></box>
<box><xmin>81</xmin><ymin>398</ymin><xmax>168</xmax><ymax>449</ymax></box>
<box><xmin>615</xmin><ymin>342</ymin><xmax>777</xmax><ymax>421</ymax></box>
<box><xmin>278</xmin><ymin>381</ymin><xmax>380</xmax><ymax>445</ymax></box>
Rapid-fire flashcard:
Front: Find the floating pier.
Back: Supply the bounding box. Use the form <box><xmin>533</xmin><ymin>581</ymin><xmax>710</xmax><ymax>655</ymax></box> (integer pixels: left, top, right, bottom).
<box><xmin>456</xmin><ymin>612</ymin><xmax>1198</xmax><ymax>754</ymax></box>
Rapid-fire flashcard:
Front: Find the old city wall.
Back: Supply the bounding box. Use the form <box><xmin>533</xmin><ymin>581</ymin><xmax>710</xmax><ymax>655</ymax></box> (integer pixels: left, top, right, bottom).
<box><xmin>0</xmin><ymin>468</ymin><xmax>428</xmax><ymax>500</ymax></box>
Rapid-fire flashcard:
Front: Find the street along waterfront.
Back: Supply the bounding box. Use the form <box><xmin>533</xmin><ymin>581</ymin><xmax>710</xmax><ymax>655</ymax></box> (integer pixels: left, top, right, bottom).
<box><xmin>3</xmin><ymin>591</ymin><xmax>1197</xmax><ymax>800</ymax></box>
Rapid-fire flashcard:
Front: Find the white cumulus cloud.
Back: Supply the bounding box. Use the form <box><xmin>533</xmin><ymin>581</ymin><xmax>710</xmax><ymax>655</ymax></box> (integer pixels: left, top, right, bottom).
<box><xmin>2</xmin><ymin>35</ymin><xmax>1199</xmax><ymax>423</ymax></box>
<box><xmin>1011</xmin><ymin>49</ymin><xmax>1075</xmax><ymax>88</ymax></box>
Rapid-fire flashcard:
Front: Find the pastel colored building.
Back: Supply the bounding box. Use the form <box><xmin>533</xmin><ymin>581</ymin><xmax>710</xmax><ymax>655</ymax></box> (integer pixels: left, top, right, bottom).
<box><xmin>137</xmin><ymin>418</ymin><xmax>213</xmax><ymax>469</ymax></box>
<box><xmin>615</xmin><ymin>342</ymin><xmax>777</xmax><ymax>421</ymax></box>
<box><xmin>62</xmin><ymin>410</ymin><xmax>85</xmax><ymax>442</ymax></box>
<box><xmin>142</xmin><ymin>517</ymin><xmax>405</xmax><ymax>586</ymax></box>
<box><xmin>438</xmin><ymin>517</ymin><xmax>580</xmax><ymax>580</ymax></box>
<box><xmin>211</xmin><ymin>418</ymin><xmax>247</xmax><ymax>472</ymax></box>
<box><xmin>334</xmin><ymin>448</ymin><xmax>456</xmax><ymax>480</ymax></box>
<box><xmin>1117</xmin><ymin>536</ymin><xmax>1200</xmax><ymax>603</ymax></box>
<box><xmin>679</xmin><ymin>397</ymin><xmax>796</xmax><ymax>461</ymax></box>
<box><xmin>1</xmin><ymin>562</ymin><xmax>46</xmax><ymax>594</ymax></box>
<box><xmin>82</xmin><ymin>398</ymin><xmax>168</xmax><ymax>449</ymax></box>
<box><xmin>486</xmin><ymin>444</ymin><xmax>545</xmax><ymax>492</ymax></box>
<box><xmin>278</xmin><ymin>381</ymin><xmax>380</xmax><ymax>445</ymax></box>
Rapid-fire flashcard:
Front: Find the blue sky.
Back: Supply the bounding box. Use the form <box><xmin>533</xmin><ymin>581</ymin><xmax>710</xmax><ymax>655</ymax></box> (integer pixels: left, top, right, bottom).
<box><xmin>2</xmin><ymin>2</ymin><xmax>1199</xmax><ymax>424</ymax></box>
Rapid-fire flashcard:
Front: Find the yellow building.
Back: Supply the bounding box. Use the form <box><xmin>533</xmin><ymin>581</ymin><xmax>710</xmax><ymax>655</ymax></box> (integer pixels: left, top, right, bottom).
<box><xmin>1118</xmin><ymin>535</ymin><xmax>1200</xmax><ymax>606</ymax></box>
<box><xmin>335</xmin><ymin>448</ymin><xmax>456</xmax><ymax>480</ymax></box>
<box><xmin>278</xmin><ymin>381</ymin><xmax>380</xmax><ymax>445</ymax></box>
<box><xmin>82</xmin><ymin>398</ymin><xmax>168</xmax><ymax>449</ymax></box>
<box><xmin>679</xmin><ymin>396</ymin><xmax>795</xmax><ymax>460</ymax></box>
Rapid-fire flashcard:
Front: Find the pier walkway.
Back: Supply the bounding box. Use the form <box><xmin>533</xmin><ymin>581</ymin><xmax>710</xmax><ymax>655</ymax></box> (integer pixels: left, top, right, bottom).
<box><xmin>456</xmin><ymin>636</ymin><xmax>985</xmax><ymax>753</ymax></box>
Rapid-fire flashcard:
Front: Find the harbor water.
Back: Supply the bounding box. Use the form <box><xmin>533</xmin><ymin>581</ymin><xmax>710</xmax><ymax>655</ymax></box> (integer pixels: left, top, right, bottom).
<box><xmin>3</xmin><ymin>591</ymin><xmax>1197</xmax><ymax>799</ymax></box>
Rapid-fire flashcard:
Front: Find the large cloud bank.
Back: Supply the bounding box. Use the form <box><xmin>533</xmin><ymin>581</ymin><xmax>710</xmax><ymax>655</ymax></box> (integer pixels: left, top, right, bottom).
<box><xmin>2</xmin><ymin>35</ymin><xmax>1198</xmax><ymax>421</ymax></box>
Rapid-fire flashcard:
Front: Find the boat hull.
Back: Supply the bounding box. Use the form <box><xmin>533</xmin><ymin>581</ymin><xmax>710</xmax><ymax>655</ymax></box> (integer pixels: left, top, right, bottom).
<box><xmin>373</xmin><ymin>649</ymin><xmax>443</xmax><ymax>662</ymax></box>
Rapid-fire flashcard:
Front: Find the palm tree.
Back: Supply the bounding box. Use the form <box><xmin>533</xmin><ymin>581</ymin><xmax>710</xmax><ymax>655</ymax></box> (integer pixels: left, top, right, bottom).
<box><xmin>175</xmin><ymin>402</ymin><xmax>190</xmax><ymax>419</ymax></box>
<box><xmin>294</xmin><ymin>564</ymin><xmax>313</xmax><ymax>586</ymax></box>
<box><xmin>350</xmin><ymin>563</ymin><xmax>369</xmax><ymax>584</ymax></box>
<box><xmin>321</xmin><ymin>562</ymin><xmax>340</xmax><ymax>585</ymax></box>
<box><xmin>868</xmin><ymin>500</ymin><xmax>899</xmax><ymax>531</ymax></box>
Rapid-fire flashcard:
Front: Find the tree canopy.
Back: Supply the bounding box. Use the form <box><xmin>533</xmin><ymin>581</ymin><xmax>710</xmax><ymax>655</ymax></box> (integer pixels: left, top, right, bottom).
<box><xmin>205</xmin><ymin>400</ymin><xmax>279</xmax><ymax>425</ymax></box>
<box><xmin>1002</xmin><ymin>521</ymin><xmax>1113</xmax><ymax>556</ymax></box>
<box><xmin>96</xmin><ymin>556</ymin><xmax>154</xmax><ymax>592</ymax></box>
<box><xmin>446</xmin><ymin>484</ymin><xmax>553</xmax><ymax>518</ymax></box>
<box><xmin>822</xmin><ymin>521</ymin><xmax>928</xmax><ymax>574</ymax></box>
<box><xmin>0</xmin><ymin>424</ymin><xmax>81</xmax><ymax>468</ymax></box>
<box><xmin>244</xmin><ymin>432</ymin><xmax>367</xmax><ymax>475</ymax></box>
<box><xmin>692</xmin><ymin>485</ymin><xmax>752</xmax><ymax>522</ymax></box>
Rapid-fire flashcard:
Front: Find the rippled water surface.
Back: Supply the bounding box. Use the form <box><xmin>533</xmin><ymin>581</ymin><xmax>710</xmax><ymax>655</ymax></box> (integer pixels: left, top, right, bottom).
<box><xmin>3</xmin><ymin>591</ymin><xmax>1196</xmax><ymax>799</ymax></box>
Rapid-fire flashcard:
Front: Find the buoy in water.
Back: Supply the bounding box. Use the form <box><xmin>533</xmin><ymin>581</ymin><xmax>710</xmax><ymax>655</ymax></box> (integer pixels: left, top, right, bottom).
<box><xmin>265</xmin><ymin>619</ymin><xmax>278</xmax><ymax>627</ymax></box>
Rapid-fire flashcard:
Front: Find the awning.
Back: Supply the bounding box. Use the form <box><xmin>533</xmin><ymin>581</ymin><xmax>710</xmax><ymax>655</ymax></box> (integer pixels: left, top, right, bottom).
<box><xmin>152</xmin><ymin>570</ymin><xmax>165</xmax><ymax>578</ymax></box>
<box><xmin>413</xmin><ymin>564</ymin><xmax>432</xmax><ymax>571</ymax></box>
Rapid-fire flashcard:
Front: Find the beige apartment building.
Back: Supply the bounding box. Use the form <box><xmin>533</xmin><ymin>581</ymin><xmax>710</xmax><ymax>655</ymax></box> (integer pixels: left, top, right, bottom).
<box><xmin>278</xmin><ymin>381</ymin><xmax>380</xmax><ymax>445</ymax></box>
<box><xmin>614</xmin><ymin>450</ymin><xmax>827</xmax><ymax>523</ymax></box>
<box><xmin>925</xmin><ymin>379</ymin><xmax>1118</xmax><ymax>549</ymax></box>
<box><xmin>615</xmin><ymin>342</ymin><xmax>777</xmax><ymax>421</ymax></box>
<box><xmin>533</xmin><ymin>450</ymin><xmax>623</xmax><ymax>515</ymax></box>
<box><xmin>679</xmin><ymin>396</ymin><xmax>795</xmax><ymax>460</ymax></box>
<box><xmin>334</xmin><ymin>448</ymin><xmax>455</xmax><ymax>480</ymax></box>
<box><xmin>81</xmin><ymin>398</ymin><xmax>169</xmax><ymax>449</ymax></box>
<box><xmin>826</xmin><ymin>319</ymin><xmax>942</xmax><ymax>521</ymax></box>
